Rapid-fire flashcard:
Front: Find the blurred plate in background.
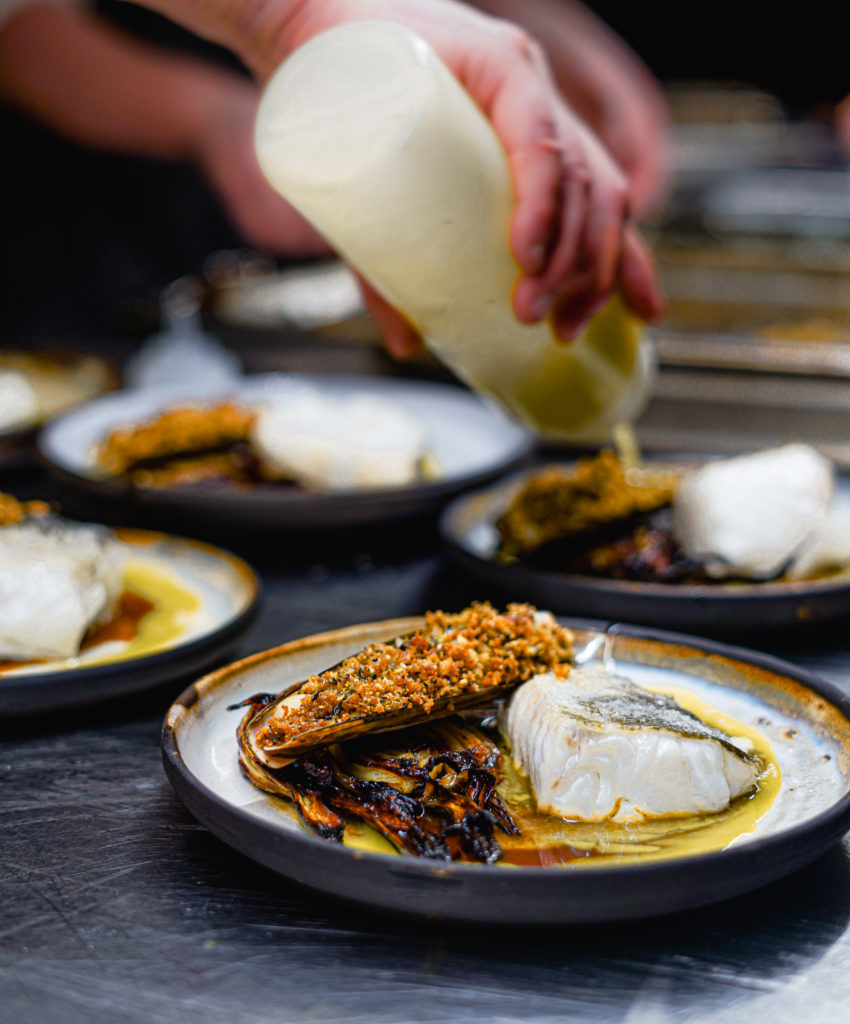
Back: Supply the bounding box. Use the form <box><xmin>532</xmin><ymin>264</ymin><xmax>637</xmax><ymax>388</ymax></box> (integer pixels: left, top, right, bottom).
<box><xmin>39</xmin><ymin>373</ymin><xmax>533</xmax><ymax>530</ymax></box>
<box><xmin>440</xmin><ymin>464</ymin><xmax>850</xmax><ymax>636</ymax></box>
<box><xmin>0</xmin><ymin>527</ymin><xmax>259</xmax><ymax>717</ymax></box>
<box><xmin>0</xmin><ymin>348</ymin><xmax>115</xmax><ymax>468</ymax></box>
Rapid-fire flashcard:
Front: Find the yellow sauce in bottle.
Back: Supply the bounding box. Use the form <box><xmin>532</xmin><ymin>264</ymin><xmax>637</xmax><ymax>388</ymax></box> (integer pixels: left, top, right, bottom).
<box><xmin>255</xmin><ymin>21</ymin><xmax>653</xmax><ymax>443</ymax></box>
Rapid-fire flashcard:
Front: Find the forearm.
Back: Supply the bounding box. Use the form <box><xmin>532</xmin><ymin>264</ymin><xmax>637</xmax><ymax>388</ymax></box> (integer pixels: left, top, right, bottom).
<box><xmin>0</xmin><ymin>1</ymin><xmax>250</xmax><ymax>159</ymax></box>
<box><xmin>121</xmin><ymin>0</ymin><xmax>309</xmax><ymax>80</ymax></box>
<box><xmin>126</xmin><ymin>0</ymin><xmax>492</xmax><ymax>82</ymax></box>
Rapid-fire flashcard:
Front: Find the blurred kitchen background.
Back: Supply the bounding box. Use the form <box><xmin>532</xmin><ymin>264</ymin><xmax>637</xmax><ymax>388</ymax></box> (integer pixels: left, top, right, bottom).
<box><xmin>3</xmin><ymin>0</ymin><xmax>849</xmax><ymax>463</ymax></box>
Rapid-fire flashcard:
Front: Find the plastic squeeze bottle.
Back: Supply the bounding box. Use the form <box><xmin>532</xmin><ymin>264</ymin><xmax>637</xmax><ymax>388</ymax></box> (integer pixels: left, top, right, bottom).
<box><xmin>254</xmin><ymin>21</ymin><xmax>653</xmax><ymax>442</ymax></box>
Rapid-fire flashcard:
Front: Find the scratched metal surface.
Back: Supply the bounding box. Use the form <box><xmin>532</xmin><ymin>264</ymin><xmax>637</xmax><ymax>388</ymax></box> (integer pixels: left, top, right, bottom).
<box><xmin>2</xmin><ymin>467</ymin><xmax>850</xmax><ymax>1024</ymax></box>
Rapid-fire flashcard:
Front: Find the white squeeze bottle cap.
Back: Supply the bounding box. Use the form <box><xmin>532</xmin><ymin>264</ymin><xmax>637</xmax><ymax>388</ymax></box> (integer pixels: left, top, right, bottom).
<box><xmin>255</xmin><ymin>20</ymin><xmax>654</xmax><ymax>442</ymax></box>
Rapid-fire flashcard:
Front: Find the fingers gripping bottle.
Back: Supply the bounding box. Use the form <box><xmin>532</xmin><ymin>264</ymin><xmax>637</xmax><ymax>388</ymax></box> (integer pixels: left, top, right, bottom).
<box><xmin>254</xmin><ymin>21</ymin><xmax>653</xmax><ymax>441</ymax></box>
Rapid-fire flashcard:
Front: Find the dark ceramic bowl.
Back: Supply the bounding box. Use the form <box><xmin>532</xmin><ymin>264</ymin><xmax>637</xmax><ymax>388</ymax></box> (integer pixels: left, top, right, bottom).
<box><xmin>440</xmin><ymin>469</ymin><xmax>850</xmax><ymax>636</ymax></box>
<box><xmin>38</xmin><ymin>373</ymin><xmax>533</xmax><ymax>530</ymax></box>
<box><xmin>162</xmin><ymin>616</ymin><xmax>850</xmax><ymax>925</ymax></box>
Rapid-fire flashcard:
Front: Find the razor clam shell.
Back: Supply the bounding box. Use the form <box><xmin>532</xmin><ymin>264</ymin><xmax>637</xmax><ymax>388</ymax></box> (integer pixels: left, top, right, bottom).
<box><xmin>244</xmin><ymin>672</ymin><xmax>525</xmax><ymax>767</ymax></box>
<box><xmin>241</xmin><ymin>606</ymin><xmax>573</xmax><ymax>766</ymax></box>
<box><xmin>236</xmin><ymin>712</ymin><xmax>346</xmax><ymax>836</ymax></box>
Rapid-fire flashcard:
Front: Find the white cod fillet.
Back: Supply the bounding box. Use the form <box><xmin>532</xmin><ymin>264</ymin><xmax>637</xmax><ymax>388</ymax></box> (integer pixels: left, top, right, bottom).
<box><xmin>251</xmin><ymin>387</ymin><xmax>427</xmax><ymax>491</ymax></box>
<box><xmin>672</xmin><ymin>443</ymin><xmax>834</xmax><ymax>580</ymax></box>
<box><xmin>0</xmin><ymin>518</ymin><xmax>126</xmax><ymax>661</ymax></box>
<box><xmin>504</xmin><ymin>666</ymin><xmax>761</xmax><ymax>822</ymax></box>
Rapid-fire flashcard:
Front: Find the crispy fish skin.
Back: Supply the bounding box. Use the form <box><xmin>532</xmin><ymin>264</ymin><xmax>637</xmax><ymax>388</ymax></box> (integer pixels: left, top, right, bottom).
<box><xmin>505</xmin><ymin>666</ymin><xmax>762</xmax><ymax>822</ymax></box>
<box><xmin>96</xmin><ymin>403</ymin><xmax>255</xmax><ymax>475</ymax></box>
<box><xmin>247</xmin><ymin>603</ymin><xmax>573</xmax><ymax>763</ymax></box>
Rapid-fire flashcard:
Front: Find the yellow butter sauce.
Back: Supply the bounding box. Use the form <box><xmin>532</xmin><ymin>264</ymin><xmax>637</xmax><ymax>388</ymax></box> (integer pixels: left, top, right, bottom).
<box><xmin>78</xmin><ymin>560</ymin><xmax>200</xmax><ymax>667</ymax></box>
<box><xmin>343</xmin><ymin>688</ymin><xmax>781</xmax><ymax>866</ymax></box>
<box><xmin>0</xmin><ymin>560</ymin><xmax>201</xmax><ymax>674</ymax></box>
<box><xmin>120</xmin><ymin>561</ymin><xmax>200</xmax><ymax>656</ymax></box>
<box><xmin>497</xmin><ymin>685</ymin><xmax>780</xmax><ymax>867</ymax></box>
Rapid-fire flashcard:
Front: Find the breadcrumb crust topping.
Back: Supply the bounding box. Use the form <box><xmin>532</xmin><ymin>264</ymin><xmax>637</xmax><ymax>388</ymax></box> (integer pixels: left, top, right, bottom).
<box><xmin>0</xmin><ymin>492</ymin><xmax>51</xmax><ymax>526</ymax></box>
<box><xmin>96</xmin><ymin>403</ymin><xmax>255</xmax><ymax>475</ymax></box>
<box><xmin>497</xmin><ymin>450</ymin><xmax>677</xmax><ymax>557</ymax></box>
<box><xmin>257</xmin><ymin>603</ymin><xmax>573</xmax><ymax>749</ymax></box>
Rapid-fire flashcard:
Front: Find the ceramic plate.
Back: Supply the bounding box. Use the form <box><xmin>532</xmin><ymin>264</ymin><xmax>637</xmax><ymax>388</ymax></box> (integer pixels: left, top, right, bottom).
<box><xmin>162</xmin><ymin>616</ymin><xmax>850</xmax><ymax>925</ymax></box>
<box><xmin>440</xmin><ymin>467</ymin><xmax>850</xmax><ymax>635</ymax></box>
<box><xmin>38</xmin><ymin>373</ymin><xmax>532</xmax><ymax>529</ymax></box>
<box><xmin>0</xmin><ymin>528</ymin><xmax>259</xmax><ymax>717</ymax></box>
<box><xmin>0</xmin><ymin>350</ymin><xmax>115</xmax><ymax>467</ymax></box>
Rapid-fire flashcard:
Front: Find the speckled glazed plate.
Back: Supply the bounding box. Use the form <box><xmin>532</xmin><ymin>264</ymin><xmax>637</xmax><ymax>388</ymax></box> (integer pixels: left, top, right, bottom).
<box><xmin>440</xmin><ymin>468</ymin><xmax>850</xmax><ymax>636</ymax></box>
<box><xmin>38</xmin><ymin>373</ymin><xmax>532</xmax><ymax>529</ymax></box>
<box><xmin>162</xmin><ymin>616</ymin><xmax>850</xmax><ymax>925</ymax></box>
<box><xmin>0</xmin><ymin>529</ymin><xmax>259</xmax><ymax>717</ymax></box>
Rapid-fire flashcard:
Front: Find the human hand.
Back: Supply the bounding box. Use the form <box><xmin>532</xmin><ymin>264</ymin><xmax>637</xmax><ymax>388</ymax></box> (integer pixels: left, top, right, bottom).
<box><xmin>470</xmin><ymin>0</ymin><xmax>672</xmax><ymax>221</ymax></box>
<box><xmin>589</xmin><ymin>91</ymin><xmax>670</xmax><ymax>222</ymax></box>
<box><xmin>556</xmin><ymin>50</ymin><xmax>672</xmax><ymax>222</ymax></box>
<box><xmin>0</xmin><ymin>0</ymin><xmax>331</xmax><ymax>262</ymax></box>
<box><xmin>285</xmin><ymin>0</ymin><xmax>664</xmax><ymax>353</ymax></box>
<box><xmin>134</xmin><ymin>0</ymin><xmax>665</xmax><ymax>355</ymax></box>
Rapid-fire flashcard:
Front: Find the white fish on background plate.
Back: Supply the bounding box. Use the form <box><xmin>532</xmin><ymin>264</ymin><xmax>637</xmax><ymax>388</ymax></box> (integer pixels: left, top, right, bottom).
<box><xmin>0</xmin><ymin>518</ymin><xmax>126</xmax><ymax>661</ymax></box>
<box><xmin>672</xmin><ymin>443</ymin><xmax>843</xmax><ymax>580</ymax></box>
<box><xmin>0</xmin><ymin>370</ymin><xmax>38</xmax><ymax>433</ymax></box>
<box><xmin>251</xmin><ymin>385</ymin><xmax>430</xmax><ymax>490</ymax></box>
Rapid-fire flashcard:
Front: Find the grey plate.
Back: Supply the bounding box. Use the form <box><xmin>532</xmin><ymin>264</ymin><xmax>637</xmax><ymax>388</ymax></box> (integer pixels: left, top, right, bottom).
<box><xmin>38</xmin><ymin>373</ymin><xmax>532</xmax><ymax>529</ymax></box>
<box><xmin>0</xmin><ymin>529</ymin><xmax>260</xmax><ymax>717</ymax></box>
<box><xmin>440</xmin><ymin>468</ymin><xmax>850</xmax><ymax>635</ymax></box>
<box><xmin>162</xmin><ymin>616</ymin><xmax>850</xmax><ymax>925</ymax></box>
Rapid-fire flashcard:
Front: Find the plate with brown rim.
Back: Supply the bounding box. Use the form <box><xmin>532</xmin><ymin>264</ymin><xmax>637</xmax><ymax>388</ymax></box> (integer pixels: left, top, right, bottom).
<box><xmin>439</xmin><ymin>466</ymin><xmax>850</xmax><ymax>637</ymax></box>
<box><xmin>0</xmin><ymin>528</ymin><xmax>260</xmax><ymax>717</ymax></box>
<box><xmin>161</xmin><ymin>615</ymin><xmax>850</xmax><ymax>925</ymax></box>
